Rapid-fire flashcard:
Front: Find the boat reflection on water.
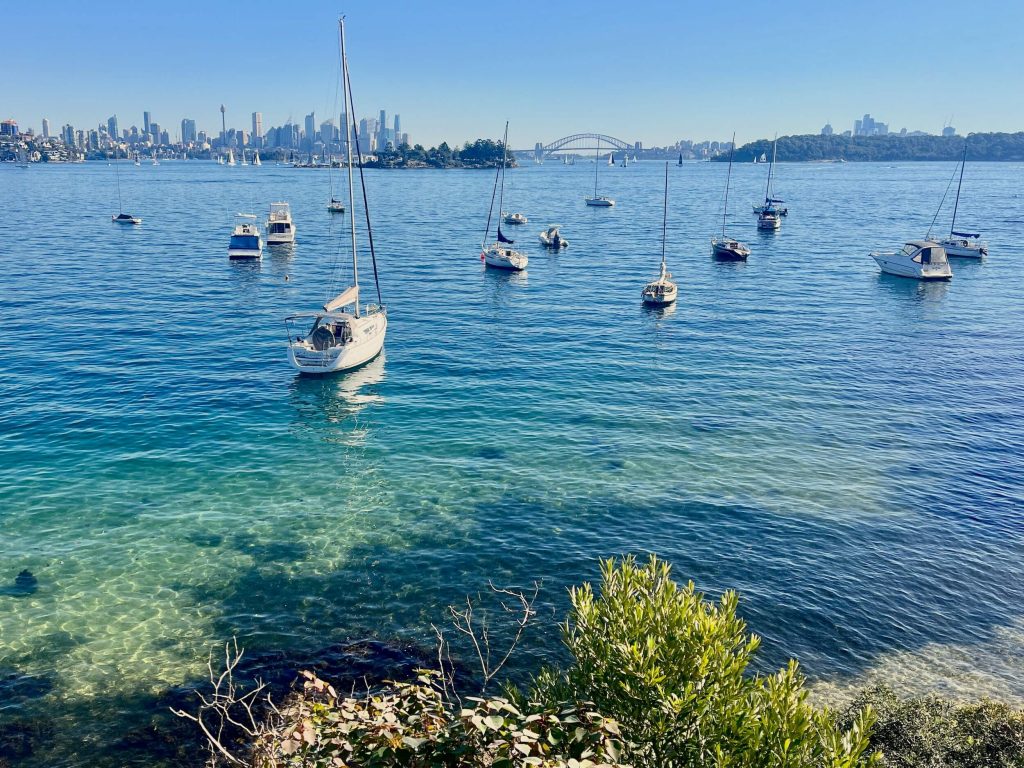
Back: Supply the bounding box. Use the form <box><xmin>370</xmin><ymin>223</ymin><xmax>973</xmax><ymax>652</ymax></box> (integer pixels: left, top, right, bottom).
<box><xmin>289</xmin><ymin>352</ymin><xmax>387</xmax><ymax>445</ymax></box>
<box><xmin>642</xmin><ymin>300</ymin><xmax>677</xmax><ymax>325</ymax></box>
<box><xmin>875</xmin><ymin>272</ymin><xmax>951</xmax><ymax>304</ymax></box>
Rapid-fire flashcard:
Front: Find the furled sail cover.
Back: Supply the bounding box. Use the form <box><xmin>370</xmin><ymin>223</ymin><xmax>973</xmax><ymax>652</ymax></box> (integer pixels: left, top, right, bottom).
<box><xmin>323</xmin><ymin>285</ymin><xmax>359</xmax><ymax>312</ymax></box>
<box><xmin>951</xmin><ymin>231</ymin><xmax>980</xmax><ymax>238</ymax></box>
<box><xmin>497</xmin><ymin>226</ymin><xmax>514</xmax><ymax>245</ymax></box>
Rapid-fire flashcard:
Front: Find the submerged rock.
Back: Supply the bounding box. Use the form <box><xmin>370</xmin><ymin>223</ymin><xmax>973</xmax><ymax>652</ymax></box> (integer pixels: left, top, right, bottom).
<box><xmin>0</xmin><ymin>569</ymin><xmax>38</xmax><ymax>597</ymax></box>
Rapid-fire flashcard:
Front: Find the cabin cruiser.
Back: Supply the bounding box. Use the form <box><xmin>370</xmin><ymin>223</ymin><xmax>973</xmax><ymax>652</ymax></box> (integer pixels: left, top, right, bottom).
<box><xmin>538</xmin><ymin>225</ymin><xmax>569</xmax><ymax>249</ymax></box>
<box><xmin>266</xmin><ymin>202</ymin><xmax>296</xmax><ymax>244</ymax></box>
<box><xmin>711</xmin><ymin>237</ymin><xmax>750</xmax><ymax>261</ymax></box>
<box><xmin>482</xmin><ymin>243</ymin><xmax>528</xmax><ymax>270</ymax></box>
<box><xmin>227</xmin><ymin>214</ymin><xmax>263</xmax><ymax>259</ymax></box>
<box><xmin>757</xmin><ymin>210</ymin><xmax>781</xmax><ymax>230</ymax></box>
<box><xmin>585</xmin><ymin>196</ymin><xmax>615</xmax><ymax>207</ymax></box>
<box><xmin>939</xmin><ymin>232</ymin><xmax>987</xmax><ymax>258</ymax></box>
<box><xmin>503</xmin><ymin>211</ymin><xmax>528</xmax><ymax>225</ymax></box>
<box><xmin>112</xmin><ymin>212</ymin><xmax>142</xmax><ymax>225</ymax></box>
<box><xmin>286</xmin><ymin>289</ymin><xmax>387</xmax><ymax>374</ymax></box>
<box><xmin>871</xmin><ymin>240</ymin><xmax>952</xmax><ymax>280</ymax></box>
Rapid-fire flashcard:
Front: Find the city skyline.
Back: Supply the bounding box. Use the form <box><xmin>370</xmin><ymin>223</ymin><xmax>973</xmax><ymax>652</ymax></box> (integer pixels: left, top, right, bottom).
<box><xmin>3</xmin><ymin>0</ymin><xmax>1022</xmax><ymax>147</ymax></box>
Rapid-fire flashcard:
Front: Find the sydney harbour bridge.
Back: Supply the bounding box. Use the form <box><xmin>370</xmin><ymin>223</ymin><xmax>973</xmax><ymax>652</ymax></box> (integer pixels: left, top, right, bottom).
<box><xmin>530</xmin><ymin>133</ymin><xmax>638</xmax><ymax>162</ymax></box>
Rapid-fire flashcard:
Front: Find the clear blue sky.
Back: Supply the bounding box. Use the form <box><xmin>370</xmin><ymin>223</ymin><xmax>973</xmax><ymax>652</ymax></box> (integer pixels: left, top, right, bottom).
<box><xmin>3</xmin><ymin>0</ymin><xmax>1021</xmax><ymax>148</ymax></box>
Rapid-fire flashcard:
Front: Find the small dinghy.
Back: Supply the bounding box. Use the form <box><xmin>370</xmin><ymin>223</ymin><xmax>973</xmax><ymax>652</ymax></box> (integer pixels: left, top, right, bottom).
<box><xmin>538</xmin><ymin>225</ymin><xmax>569</xmax><ymax>249</ymax></box>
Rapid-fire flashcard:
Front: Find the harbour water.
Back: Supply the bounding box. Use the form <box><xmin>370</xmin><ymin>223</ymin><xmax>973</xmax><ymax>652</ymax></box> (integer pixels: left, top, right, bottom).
<box><xmin>1</xmin><ymin>159</ymin><xmax>1023</xmax><ymax>765</ymax></box>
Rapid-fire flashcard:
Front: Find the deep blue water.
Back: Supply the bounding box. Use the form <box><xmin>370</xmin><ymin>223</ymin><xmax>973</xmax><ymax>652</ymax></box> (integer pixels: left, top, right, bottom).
<box><xmin>1</xmin><ymin>158</ymin><xmax>1023</xmax><ymax>765</ymax></box>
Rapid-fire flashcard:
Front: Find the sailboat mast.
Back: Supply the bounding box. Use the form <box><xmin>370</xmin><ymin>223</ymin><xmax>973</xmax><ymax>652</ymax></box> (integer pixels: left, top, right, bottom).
<box><xmin>764</xmin><ymin>135</ymin><xmax>776</xmax><ymax>202</ymax></box>
<box><xmin>724</xmin><ymin>132</ymin><xmax>735</xmax><ymax>237</ymax></box>
<box><xmin>950</xmin><ymin>142</ymin><xmax>967</xmax><ymax>236</ymax></box>
<box><xmin>594</xmin><ymin>142</ymin><xmax>599</xmax><ymax>197</ymax></box>
<box><xmin>661</xmin><ymin>162</ymin><xmax>668</xmax><ymax>269</ymax></box>
<box><xmin>114</xmin><ymin>145</ymin><xmax>123</xmax><ymax>213</ymax></box>
<box><xmin>497</xmin><ymin>121</ymin><xmax>509</xmax><ymax>219</ymax></box>
<box><xmin>339</xmin><ymin>17</ymin><xmax>360</xmax><ymax>317</ymax></box>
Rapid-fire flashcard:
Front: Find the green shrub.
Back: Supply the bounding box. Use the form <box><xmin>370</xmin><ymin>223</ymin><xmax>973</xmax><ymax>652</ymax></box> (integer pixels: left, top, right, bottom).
<box><xmin>839</xmin><ymin>685</ymin><xmax>1024</xmax><ymax>768</ymax></box>
<box><xmin>260</xmin><ymin>670</ymin><xmax>628</xmax><ymax>768</ymax></box>
<box><xmin>528</xmin><ymin>555</ymin><xmax>879</xmax><ymax>768</ymax></box>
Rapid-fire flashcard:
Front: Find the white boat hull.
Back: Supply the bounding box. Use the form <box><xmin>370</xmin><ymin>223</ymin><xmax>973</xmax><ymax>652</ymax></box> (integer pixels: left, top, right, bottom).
<box><xmin>483</xmin><ymin>246</ymin><xmax>528</xmax><ymax>270</ymax></box>
<box><xmin>642</xmin><ymin>285</ymin><xmax>677</xmax><ymax>306</ymax></box>
<box><xmin>288</xmin><ymin>311</ymin><xmax>387</xmax><ymax>374</ymax></box>
<box><xmin>871</xmin><ymin>254</ymin><xmax>951</xmax><ymax>280</ymax></box>
<box><xmin>267</xmin><ymin>230</ymin><xmax>295</xmax><ymax>245</ymax></box>
<box><xmin>941</xmin><ymin>240</ymin><xmax>986</xmax><ymax>258</ymax></box>
<box><xmin>585</xmin><ymin>197</ymin><xmax>615</xmax><ymax>207</ymax></box>
<box><xmin>228</xmin><ymin>247</ymin><xmax>262</xmax><ymax>259</ymax></box>
<box><xmin>711</xmin><ymin>238</ymin><xmax>750</xmax><ymax>261</ymax></box>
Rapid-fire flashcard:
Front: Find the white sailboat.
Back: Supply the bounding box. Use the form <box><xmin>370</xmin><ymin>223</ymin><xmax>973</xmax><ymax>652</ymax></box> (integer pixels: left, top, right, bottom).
<box><xmin>755</xmin><ymin>136</ymin><xmax>786</xmax><ymax>225</ymax></box>
<box><xmin>586</xmin><ymin>143</ymin><xmax>615</xmax><ymax>207</ymax></box>
<box><xmin>227</xmin><ymin>149</ymin><xmax>236</xmax><ymax>166</ymax></box>
<box><xmin>253</xmin><ymin>150</ymin><xmax>262</xmax><ymax>167</ymax></box>
<box><xmin>641</xmin><ymin>163</ymin><xmax>678</xmax><ymax>306</ymax></box>
<box><xmin>111</xmin><ymin>146</ymin><xmax>141</xmax><ymax>225</ymax></box>
<box><xmin>480</xmin><ymin>122</ymin><xmax>528</xmax><ymax>270</ymax></box>
<box><xmin>286</xmin><ymin>17</ymin><xmax>387</xmax><ymax>374</ymax></box>
<box><xmin>937</xmin><ymin>143</ymin><xmax>987</xmax><ymax>258</ymax></box>
<box><xmin>711</xmin><ymin>132</ymin><xmax>751</xmax><ymax>261</ymax></box>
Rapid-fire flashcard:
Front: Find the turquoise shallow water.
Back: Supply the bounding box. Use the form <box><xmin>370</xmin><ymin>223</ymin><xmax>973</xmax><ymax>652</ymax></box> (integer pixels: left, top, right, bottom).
<box><xmin>1</xmin><ymin>159</ymin><xmax>1023</xmax><ymax>765</ymax></box>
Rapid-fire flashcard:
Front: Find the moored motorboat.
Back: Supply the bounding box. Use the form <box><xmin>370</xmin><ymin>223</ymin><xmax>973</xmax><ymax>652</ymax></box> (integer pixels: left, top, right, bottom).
<box><xmin>266</xmin><ymin>202</ymin><xmax>296</xmax><ymax>244</ymax></box>
<box><xmin>538</xmin><ymin>225</ymin><xmax>569</xmax><ymax>249</ymax></box>
<box><xmin>503</xmin><ymin>211</ymin><xmax>528</xmax><ymax>225</ymax></box>
<box><xmin>870</xmin><ymin>240</ymin><xmax>952</xmax><ymax>280</ymax></box>
<box><xmin>228</xmin><ymin>214</ymin><xmax>263</xmax><ymax>259</ymax></box>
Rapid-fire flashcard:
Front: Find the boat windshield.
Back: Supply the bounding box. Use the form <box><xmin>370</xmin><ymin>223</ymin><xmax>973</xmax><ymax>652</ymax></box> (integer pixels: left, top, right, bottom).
<box><xmin>230</xmin><ymin>235</ymin><xmax>260</xmax><ymax>249</ymax></box>
<box><xmin>902</xmin><ymin>244</ymin><xmax>917</xmax><ymax>256</ymax></box>
<box><xmin>269</xmin><ymin>222</ymin><xmax>291</xmax><ymax>233</ymax></box>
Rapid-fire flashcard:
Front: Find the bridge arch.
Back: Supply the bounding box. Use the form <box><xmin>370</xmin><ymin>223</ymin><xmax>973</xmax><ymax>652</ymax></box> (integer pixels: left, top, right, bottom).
<box><xmin>536</xmin><ymin>133</ymin><xmax>634</xmax><ymax>160</ymax></box>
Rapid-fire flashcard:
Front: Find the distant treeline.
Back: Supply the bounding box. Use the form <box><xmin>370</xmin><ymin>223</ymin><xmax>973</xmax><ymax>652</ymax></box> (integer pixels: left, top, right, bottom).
<box><xmin>717</xmin><ymin>132</ymin><xmax>1024</xmax><ymax>162</ymax></box>
<box><xmin>367</xmin><ymin>139</ymin><xmax>513</xmax><ymax>169</ymax></box>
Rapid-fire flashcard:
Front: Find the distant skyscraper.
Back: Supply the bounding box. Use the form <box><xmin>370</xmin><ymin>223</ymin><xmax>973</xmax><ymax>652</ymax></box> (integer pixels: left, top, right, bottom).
<box><xmin>0</xmin><ymin>119</ymin><xmax>18</xmax><ymax>136</ymax></box>
<box><xmin>107</xmin><ymin>115</ymin><xmax>118</xmax><ymax>142</ymax></box>
<box><xmin>220</xmin><ymin>104</ymin><xmax>226</xmax><ymax>145</ymax></box>
<box><xmin>143</xmin><ymin>111</ymin><xmax>151</xmax><ymax>135</ymax></box>
<box><xmin>942</xmin><ymin>126</ymin><xmax>956</xmax><ymax>137</ymax></box>
<box><xmin>304</xmin><ymin>112</ymin><xmax>316</xmax><ymax>147</ymax></box>
<box><xmin>821</xmin><ymin>123</ymin><xmax>834</xmax><ymax>136</ymax></box>
<box><xmin>41</xmin><ymin>118</ymin><xmax>50</xmax><ymax>138</ymax></box>
<box><xmin>394</xmin><ymin>114</ymin><xmax>400</xmax><ymax>142</ymax></box>
<box><xmin>150</xmin><ymin>122</ymin><xmax>161</xmax><ymax>143</ymax></box>
<box><xmin>319</xmin><ymin>119</ymin><xmax>336</xmax><ymax>144</ymax></box>
<box><xmin>181</xmin><ymin>118</ymin><xmax>197</xmax><ymax>144</ymax></box>
<box><xmin>252</xmin><ymin>112</ymin><xmax>262</xmax><ymax>140</ymax></box>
